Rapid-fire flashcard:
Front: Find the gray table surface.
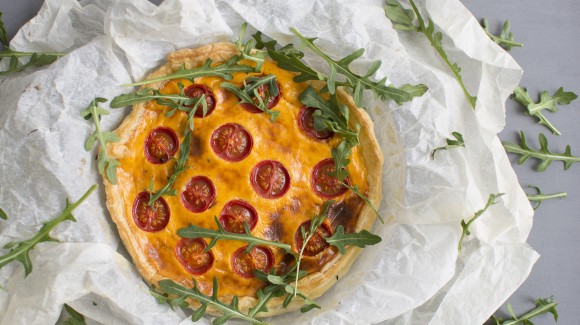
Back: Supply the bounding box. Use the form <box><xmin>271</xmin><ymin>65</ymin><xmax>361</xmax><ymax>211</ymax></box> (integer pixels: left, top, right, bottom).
<box><xmin>1</xmin><ymin>0</ymin><xmax>578</xmax><ymax>324</ymax></box>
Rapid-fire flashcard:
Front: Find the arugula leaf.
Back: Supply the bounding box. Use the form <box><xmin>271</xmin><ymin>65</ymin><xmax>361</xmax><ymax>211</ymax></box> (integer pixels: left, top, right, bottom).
<box><xmin>290</xmin><ymin>27</ymin><xmax>427</xmax><ymax>106</ymax></box>
<box><xmin>299</xmin><ymin>86</ymin><xmax>359</xmax><ymax>146</ymax></box>
<box><xmin>431</xmin><ymin>131</ymin><xmax>465</xmax><ymax>159</ymax></box>
<box><xmin>0</xmin><ymin>207</ymin><xmax>7</xmax><ymax>220</ymax></box>
<box><xmin>330</xmin><ymin>140</ymin><xmax>352</xmax><ymax>181</ymax></box>
<box><xmin>525</xmin><ymin>186</ymin><xmax>567</xmax><ymax>210</ymax></box>
<box><xmin>0</xmin><ymin>185</ymin><xmax>97</xmax><ymax>276</ymax></box>
<box><xmin>503</xmin><ymin>131</ymin><xmax>580</xmax><ymax>171</ymax></box>
<box><xmin>512</xmin><ymin>86</ymin><xmax>577</xmax><ymax>135</ymax></box>
<box><xmin>80</xmin><ymin>98</ymin><xmax>121</xmax><ymax>184</ymax></box>
<box><xmin>293</xmin><ymin>201</ymin><xmax>333</xmax><ymax>296</ymax></box>
<box><xmin>157</xmin><ymin>277</ymin><xmax>269</xmax><ymax>325</ymax></box>
<box><xmin>458</xmin><ymin>193</ymin><xmax>503</xmax><ymax>252</ymax></box>
<box><xmin>0</xmin><ymin>12</ymin><xmax>9</xmax><ymax>48</ymax></box>
<box><xmin>221</xmin><ymin>74</ymin><xmax>281</xmax><ymax>122</ymax></box>
<box><xmin>482</xmin><ymin>19</ymin><xmax>523</xmax><ymax>51</ymax></box>
<box><xmin>234</xmin><ymin>23</ymin><xmax>265</xmax><ymax>72</ymax></box>
<box><xmin>325</xmin><ymin>225</ymin><xmax>381</xmax><ymax>254</ymax></box>
<box><xmin>491</xmin><ymin>296</ymin><xmax>558</xmax><ymax>325</ymax></box>
<box><xmin>177</xmin><ymin>216</ymin><xmax>293</xmax><ymax>254</ymax></box>
<box><xmin>385</xmin><ymin>0</ymin><xmax>476</xmax><ymax>109</ymax></box>
<box><xmin>123</xmin><ymin>57</ymin><xmax>254</xmax><ymax>87</ymax></box>
<box><xmin>63</xmin><ymin>304</ymin><xmax>87</xmax><ymax>325</ymax></box>
<box><xmin>253</xmin><ymin>31</ymin><xmax>304</xmax><ymax>58</ymax></box>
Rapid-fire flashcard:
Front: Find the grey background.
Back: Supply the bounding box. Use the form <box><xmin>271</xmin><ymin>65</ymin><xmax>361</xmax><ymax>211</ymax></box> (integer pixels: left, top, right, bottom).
<box><xmin>1</xmin><ymin>0</ymin><xmax>578</xmax><ymax>324</ymax></box>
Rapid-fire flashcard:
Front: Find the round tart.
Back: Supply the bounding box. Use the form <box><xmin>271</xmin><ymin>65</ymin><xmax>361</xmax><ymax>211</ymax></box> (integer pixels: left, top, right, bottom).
<box><xmin>105</xmin><ymin>42</ymin><xmax>383</xmax><ymax>317</ymax></box>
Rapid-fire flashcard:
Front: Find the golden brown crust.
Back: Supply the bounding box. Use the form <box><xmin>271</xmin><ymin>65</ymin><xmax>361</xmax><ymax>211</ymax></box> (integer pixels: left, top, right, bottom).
<box><xmin>105</xmin><ymin>42</ymin><xmax>383</xmax><ymax>317</ymax></box>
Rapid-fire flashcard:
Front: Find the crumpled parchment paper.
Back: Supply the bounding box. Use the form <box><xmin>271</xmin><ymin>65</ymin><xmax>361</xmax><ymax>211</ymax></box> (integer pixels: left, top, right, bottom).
<box><xmin>0</xmin><ymin>0</ymin><xmax>539</xmax><ymax>324</ymax></box>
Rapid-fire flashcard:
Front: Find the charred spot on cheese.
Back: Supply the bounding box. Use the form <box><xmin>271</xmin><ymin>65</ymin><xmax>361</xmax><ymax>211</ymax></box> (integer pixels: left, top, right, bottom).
<box><xmin>263</xmin><ymin>215</ymin><xmax>282</xmax><ymax>242</ymax></box>
<box><xmin>327</xmin><ymin>196</ymin><xmax>365</xmax><ymax>233</ymax></box>
<box><xmin>189</xmin><ymin>133</ymin><xmax>203</xmax><ymax>157</ymax></box>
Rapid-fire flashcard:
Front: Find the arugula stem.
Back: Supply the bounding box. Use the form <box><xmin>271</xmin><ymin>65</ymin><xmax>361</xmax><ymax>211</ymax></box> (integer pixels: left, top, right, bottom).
<box><xmin>408</xmin><ymin>0</ymin><xmax>476</xmax><ymax>109</ymax></box>
<box><xmin>0</xmin><ymin>50</ymin><xmax>66</xmax><ymax>57</ymax></box>
<box><xmin>0</xmin><ymin>185</ymin><xmax>97</xmax><ymax>274</ymax></box>
<box><xmin>527</xmin><ymin>192</ymin><xmax>567</xmax><ymax>202</ymax></box>
<box><xmin>501</xmin><ymin>301</ymin><xmax>558</xmax><ymax>325</ymax></box>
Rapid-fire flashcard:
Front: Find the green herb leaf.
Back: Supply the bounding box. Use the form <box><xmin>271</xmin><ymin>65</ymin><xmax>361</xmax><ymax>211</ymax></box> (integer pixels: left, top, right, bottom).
<box><xmin>384</xmin><ymin>0</ymin><xmax>418</xmax><ymax>31</ymax></box>
<box><xmin>458</xmin><ymin>193</ymin><xmax>503</xmax><ymax>253</ymax></box>
<box><xmin>299</xmin><ymin>86</ymin><xmax>359</xmax><ymax>146</ymax></box>
<box><xmin>525</xmin><ymin>186</ymin><xmax>567</xmax><ymax>210</ymax></box>
<box><xmin>0</xmin><ymin>185</ymin><xmax>97</xmax><ymax>276</ymax></box>
<box><xmin>512</xmin><ymin>86</ymin><xmax>577</xmax><ymax>135</ymax></box>
<box><xmin>290</xmin><ymin>27</ymin><xmax>427</xmax><ymax>106</ymax></box>
<box><xmin>253</xmin><ymin>31</ymin><xmax>304</xmax><ymax>58</ymax></box>
<box><xmin>386</xmin><ymin>0</ymin><xmax>476</xmax><ymax>109</ymax></box>
<box><xmin>81</xmin><ymin>98</ymin><xmax>121</xmax><ymax>184</ymax></box>
<box><xmin>431</xmin><ymin>131</ymin><xmax>465</xmax><ymax>159</ymax></box>
<box><xmin>0</xmin><ymin>12</ymin><xmax>9</xmax><ymax>48</ymax></box>
<box><xmin>491</xmin><ymin>296</ymin><xmax>558</xmax><ymax>325</ymax></box>
<box><xmin>63</xmin><ymin>304</ymin><xmax>87</xmax><ymax>325</ymax></box>
<box><xmin>123</xmin><ymin>58</ymin><xmax>254</xmax><ymax>87</ymax></box>
<box><xmin>482</xmin><ymin>19</ymin><xmax>523</xmax><ymax>51</ymax></box>
<box><xmin>177</xmin><ymin>216</ymin><xmax>293</xmax><ymax>254</ymax></box>
<box><xmin>503</xmin><ymin>131</ymin><xmax>580</xmax><ymax>171</ymax></box>
<box><xmin>0</xmin><ymin>207</ymin><xmax>7</xmax><ymax>220</ymax></box>
<box><xmin>221</xmin><ymin>74</ymin><xmax>280</xmax><ymax>122</ymax></box>
<box><xmin>330</xmin><ymin>140</ymin><xmax>352</xmax><ymax>181</ymax></box>
<box><xmin>157</xmin><ymin>278</ymin><xmax>269</xmax><ymax>325</ymax></box>
<box><xmin>325</xmin><ymin>225</ymin><xmax>381</xmax><ymax>254</ymax></box>
<box><xmin>234</xmin><ymin>23</ymin><xmax>265</xmax><ymax>72</ymax></box>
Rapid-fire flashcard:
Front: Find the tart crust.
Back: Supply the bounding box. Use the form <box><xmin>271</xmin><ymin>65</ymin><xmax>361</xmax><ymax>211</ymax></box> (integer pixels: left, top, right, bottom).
<box><xmin>105</xmin><ymin>42</ymin><xmax>383</xmax><ymax>317</ymax></box>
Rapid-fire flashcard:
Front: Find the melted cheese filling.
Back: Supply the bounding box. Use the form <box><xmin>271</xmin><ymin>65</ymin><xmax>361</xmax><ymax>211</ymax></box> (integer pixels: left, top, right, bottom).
<box><xmin>117</xmin><ymin>60</ymin><xmax>369</xmax><ymax>297</ymax></box>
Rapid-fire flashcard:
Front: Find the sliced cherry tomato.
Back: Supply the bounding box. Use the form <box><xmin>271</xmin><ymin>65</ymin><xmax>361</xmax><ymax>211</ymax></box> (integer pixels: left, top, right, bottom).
<box><xmin>181</xmin><ymin>176</ymin><xmax>216</xmax><ymax>213</ymax></box>
<box><xmin>311</xmin><ymin>158</ymin><xmax>350</xmax><ymax>198</ymax></box>
<box><xmin>298</xmin><ymin>106</ymin><xmax>334</xmax><ymax>140</ymax></box>
<box><xmin>144</xmin><ymin>127</ymin><xmax>179</xmax><ymax>164</ymax></box>
<box><xmin>184</xmin><ymin>84</ymin><xmax>216</xmax><ymax>118</ymax></box>
<box><xmin>231</xmin><ymin>246</ymin><xmax>274</xmax><ymax>279</ymax></box>
<box><xmin>219</xmin><ymin>200</ymin><xmax>258</xmax><ymax>234</ymax></box>
<box><xmin>240</xmin><ymin>77</ymin><xmax>281</xmax><ymax>113</ymax></box>
<box><xmin>132</xmin><ymin>192</ymin><xmax>170</xmax><ymax>232</ymax></box>
<box><xmin>294</xmin><ymin>220</ymin><xmax>332</xmax><ymax>256</ymax></box>
<box><xmin>175</xmin><ymin>238</ymin><xmax>214</xmax><ymax>275</ymax></box>
<box><xmin>250</xmin><ymin>160</ymin><xmax>290</xmax><ymax>199</ymax></box>
<box><xmin>210</xmin><ymin>123</ymin><xmax>253</xmax><ymax>162</ymax></box>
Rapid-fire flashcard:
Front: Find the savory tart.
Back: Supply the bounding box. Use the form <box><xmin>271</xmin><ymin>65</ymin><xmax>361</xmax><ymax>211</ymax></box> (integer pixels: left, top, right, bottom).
<box><xmin>105</xmin><ymin>42</ymin><xmax>383</xmax><ymax>317</ymax></box>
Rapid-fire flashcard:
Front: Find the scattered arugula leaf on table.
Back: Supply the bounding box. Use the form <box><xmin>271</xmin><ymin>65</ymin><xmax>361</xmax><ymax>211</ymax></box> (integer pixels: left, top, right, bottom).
<box><xmin>156</xmin><ymin>277</ymin><xmax>269</xmax><ymax>325</ymax></box>
<box><xmin>431</xmin><ymin>132</ymin><xmax>465</xmax><ymax>159</ymax></box>
<box><xmin>482</xmin><ymin>19</ymin><xmax>523</xmax><ymax>51</ymax></box>
<box><xmin>490</xmin><ymin>297</ymin><xmax>558</xmax><ymax>325</ymax></box>
<box><xmin>458</xmin><ymin>193</ymin><xmax>503</xmax><ymax>253</ymax></box>
<box><xmin>384</xmin><ymin>0</ymin><xmax>476</xmax><ymax>109</ymax></box>
<box><xmin>221</xmin><ymin>74</ymin><xmax>281</xmax><ymax>122</ymax></box>
<box><xmin>81</xmin><ymin>98</ymin><xmax>121</xmax><ymax>184</ymax></box>
<box><xmin>503</xmin><ymin>131</ymin><xmax>580</xmax><ymax>171</ymax></box>
<box><xmin>0</xmin><ymin>206</ymin><xmax>7</xmax><ymax>220</ymax></box>
<box><xmin>0</xmin><ymin>185</ymin><xmax>97</xmax><ymax>276</ymax></box>
<box><xmin>0</xmin><ymin>11</ymin><xmax>65</xmax><ymax>76</ymax></box>
<box><xmin>63</xmin><ymin>304</ymin><xmax>87</xmax><ymax>325</ymax></box>
<box><xmin>512</xmin><ymin>86</ymin><xmax>577</xmax><ymax>135</ymax></box>
<box><xmin>525</xmin><ymin>186</ymin><xmax>567</xmax><ymax>210</ymax></box>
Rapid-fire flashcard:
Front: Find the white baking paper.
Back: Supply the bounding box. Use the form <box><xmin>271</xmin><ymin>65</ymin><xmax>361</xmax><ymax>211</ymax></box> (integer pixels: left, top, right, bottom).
<box><xmin>0</xmin><ymin>0</ymin><xmax>538</xmax><ymax>324</ymax></box>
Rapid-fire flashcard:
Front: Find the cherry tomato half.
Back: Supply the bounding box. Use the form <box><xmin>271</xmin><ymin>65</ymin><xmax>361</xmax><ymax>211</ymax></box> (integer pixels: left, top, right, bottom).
<box><xmin>298</xmin><ymin>106</ymin><xmax>334</xmax><ymax>140</ymax></box>
<box><xmin>210</xmin><ymin>123</ymin><xmax>253</xmax><ymax>162</ymax></box>
<box><xmin>240</xmin><ymin>77</ymin><xmax>281</xmax><ymax>113</ymax></box>
<box><xmin>175</xmin><ymin>238</ymin><xmax>214</xmax><ymax>275</ymax></box>
<box><xmin>144</xmin><ymin>127</ymin><xmax>179</xmax><ymax>164</ymax></box>
<box><xmin>250</xmin><ymin>160</ymin><xmax>291</xmax><ymax>199</ymax></box>
<box><xmin>231</xmin><ymin>246</ymin><xmax>274</xmax><ymax>279</ymax></box>
<box><xmin>311</xmin><ymin>158</ymin><xmax>350</xmax><ymax>198</ymax></box>
<box><xmin>132</xmin><ymin>192</ymin><xmax>170</xmax><ymax>232</ymax></box>
<box><xmin>219</xmin><ymin>200</ymin><xmax>258</xmax><ymax>234</ymax></box>
<box><xmin>184</xmin><ymin>84</ymin><xmax>216</xmax><ymax>118</ymax></box>
<box><xmin>294</xmin><ymin>220</ymin><xmax>333</xmax><ymax>257</ymax></box>
<box><xmin>181</xmin><ymin>176</ymin><xmax>216</xmax><ymax>213</ymax></box>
